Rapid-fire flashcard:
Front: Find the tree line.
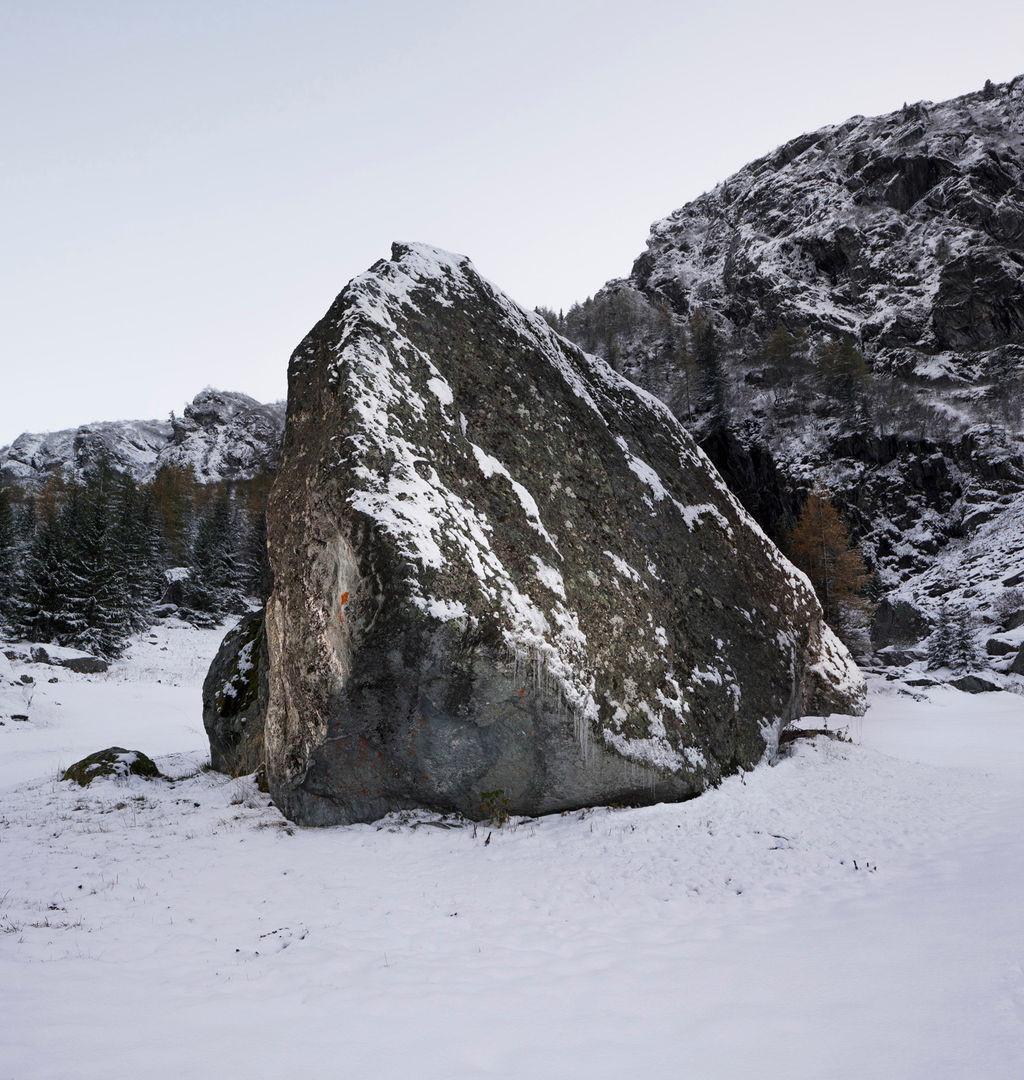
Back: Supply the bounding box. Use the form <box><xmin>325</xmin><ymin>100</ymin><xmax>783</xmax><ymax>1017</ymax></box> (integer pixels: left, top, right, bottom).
<box><xmin>0</xmin><ymin>457</ymin><xmax>271</xmax><ymax>658</ymax></box>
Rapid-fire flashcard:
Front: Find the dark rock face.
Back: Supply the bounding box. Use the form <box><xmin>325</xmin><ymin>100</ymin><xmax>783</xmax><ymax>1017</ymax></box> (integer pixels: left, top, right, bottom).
<box><xmin>263</xmin><ymin>243</ymin><xmax>864</xmax><ymax>827</ymax></box>
<box><xmin>62</xmin><ymin>747</ymin><xmax>161</xmax><ymax>786</ymax></box>
<box><xmin>871</xmin><ymin>600</ymin><xmax>931</xmax><ymax>649</ymax></box>
<box><xmin>202</xmin><ymin>610</ymin><xmax>268</xmax><ymax>776</ymax></box>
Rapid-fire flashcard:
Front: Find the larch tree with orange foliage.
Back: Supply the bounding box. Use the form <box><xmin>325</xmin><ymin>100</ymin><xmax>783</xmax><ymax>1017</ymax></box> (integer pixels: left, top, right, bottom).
<box><xmin>785</xmin><ymin>488</ymin><xmax>871</xmax><ymax>652</ymax></box>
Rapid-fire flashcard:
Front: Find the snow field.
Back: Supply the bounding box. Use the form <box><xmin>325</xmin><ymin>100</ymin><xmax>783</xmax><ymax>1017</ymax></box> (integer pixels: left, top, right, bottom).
<box><xmin>1</xmin><ymin>623</ymin><xmax>1023</xmax><ymax>1079</ymax></box>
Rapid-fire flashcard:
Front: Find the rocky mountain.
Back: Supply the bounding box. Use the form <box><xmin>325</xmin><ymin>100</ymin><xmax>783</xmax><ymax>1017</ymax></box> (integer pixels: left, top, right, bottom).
<box><xmin>557</xmin><ymin>74</ymin><xmax>1024</xmax><ymax>671</ymax></box>
<box><xmin>0</xmin><ymin>389</ymin><xmax>285</xmax><ymax>488</ymax></box>
<box><xmin>259</xmin><ymin>242</ymin><xmax>863</xmax><ymax>826</ymax></box>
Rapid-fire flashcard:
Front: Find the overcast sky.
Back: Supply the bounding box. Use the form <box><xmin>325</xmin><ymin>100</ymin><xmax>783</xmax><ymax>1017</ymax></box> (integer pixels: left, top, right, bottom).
<box><xmin>2</xmin><ymin>0</ymin><xmax>1022</xmax><ymax>445</ymax></box>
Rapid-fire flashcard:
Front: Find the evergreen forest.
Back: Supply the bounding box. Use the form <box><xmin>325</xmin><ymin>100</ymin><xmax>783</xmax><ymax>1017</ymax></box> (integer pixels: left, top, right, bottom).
<box><xmin>0</xmin><ymin>458</ymin><xmax>271</xmax><ymax>658</ymax></box>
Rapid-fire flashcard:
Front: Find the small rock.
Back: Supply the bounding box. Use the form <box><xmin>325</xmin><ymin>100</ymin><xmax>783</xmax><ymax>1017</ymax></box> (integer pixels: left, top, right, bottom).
<box><xmin>62</xmin><ymin>747</ymin><xmax>162</xmax><ymax>786</ymax></box>
<box><xmin>952</xmin><ymin>674</ymin><xmax>1001</xmax><ymax>694</ymax></box>
<box><xmin>60</xmin><ymin>656</ymin><xmax>109</xmax><ymax>674</ymax></box>
<box><xmin>1002</xmin><ymin>611</ymin><xmax>1024</xmax><ymax>632</ymax></box>
<box><xmin>986</xmin><ymin>638</ymin><xmax>1015</xmax><ymax>656</ymax></box>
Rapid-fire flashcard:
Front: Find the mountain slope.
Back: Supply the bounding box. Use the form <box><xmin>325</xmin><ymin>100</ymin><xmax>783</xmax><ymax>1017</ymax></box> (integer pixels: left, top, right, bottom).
<box><xmin>0</xmin><ymin>389</ymin><xmax>285</xmax><ymax>487</ymax></box>
<box><xmin>559</xmin><ymin>75</ymin><xmax>1024</xmax><ymax>665</ymax></box>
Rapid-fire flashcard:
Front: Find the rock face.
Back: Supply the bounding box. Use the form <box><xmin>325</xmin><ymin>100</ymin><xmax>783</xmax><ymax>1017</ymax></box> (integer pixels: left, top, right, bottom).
<box><xmin>160</xmin><ymin>390</ymin><xmax>285</xmax><ymax>483</ymax></box>
<box><xmin>263</xmin><ymin>243</ymin><xmax>864</xmax><ymax>826</ymax></box>
<box><xmin>0</xmin><ymin>389</ymin><xmax>285</xmax><ymax>489</ymax></box>
<box><xmin>558</xmin><ymin>74</ymin><xmax>1024</xmax><ymax>668</ymax></box>
<box><xmin>630</xmin><ymin>77</ymin><xmax>1024</xmax><ymax>374</ymax></box>
<box><xmin>202</xmin><ymin>610</ymin><xmax>269</xmax><ymax>776</ymax></box>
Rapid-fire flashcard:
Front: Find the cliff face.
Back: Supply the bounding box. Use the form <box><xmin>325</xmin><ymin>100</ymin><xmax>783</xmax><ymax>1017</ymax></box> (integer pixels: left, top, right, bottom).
<box><xmin>634</xmin><ymin>77</ymin><xmax>1024</xmax><ymax>377</ymax></box>
<box><xmin>0</xmin><ymin>390</ymin><xmax>285</xmax><ymax>488</ymax></box>
<box><xmin>263</xmin><ymin>243</ymin><xmax>863</xmax><ymax>826</ymax></box>
<box><xmin>560</xmin><ymin>75</ymin><xmax>1024</xmax><ymax>666</ymax></box>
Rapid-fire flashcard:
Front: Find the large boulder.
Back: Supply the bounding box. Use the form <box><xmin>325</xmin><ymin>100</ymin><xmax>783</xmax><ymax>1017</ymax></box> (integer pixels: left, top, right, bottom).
<box><xmin>202</xmin><ymin>610</ymin><xmax>269</xmax><ymax>776</ymax></box>
<box><xmin>263</xmin><ymin>243</ymin><xmax>865</xmax><ymax>826</ymax></box>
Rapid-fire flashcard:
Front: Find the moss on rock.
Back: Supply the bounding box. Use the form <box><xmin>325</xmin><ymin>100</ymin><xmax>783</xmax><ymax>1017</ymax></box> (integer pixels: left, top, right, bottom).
<box><xmin>62</xmin><ymin>747</ymin><xmax>162</xmax><ymax>786</ymax></box>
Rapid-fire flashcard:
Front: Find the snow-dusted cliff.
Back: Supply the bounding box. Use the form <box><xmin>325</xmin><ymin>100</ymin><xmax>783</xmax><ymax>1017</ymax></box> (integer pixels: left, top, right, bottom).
<box><xmin>0</xmin><ymin>389</ymin><xmax>285</xmax><ymax>487</ymax></box>
<box><xmin>560</xmin><ymin>75</ymin><xmax>1024</xmax><ymax>670</ymax></box>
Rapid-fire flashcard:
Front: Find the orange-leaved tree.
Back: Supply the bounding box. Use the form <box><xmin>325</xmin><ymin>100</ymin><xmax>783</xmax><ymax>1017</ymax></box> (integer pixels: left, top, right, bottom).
<box><xmin>785</xmin><ymin>487</ymin><xmax>871</xmax><ymax>651</ymax></box>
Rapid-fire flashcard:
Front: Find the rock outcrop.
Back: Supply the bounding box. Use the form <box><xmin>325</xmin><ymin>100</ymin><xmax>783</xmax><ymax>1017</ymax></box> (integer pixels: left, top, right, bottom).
<box><xmin>0</xmin><ymin>389</ymin><xmax>285</xmax><ymax>489</ymax></box>
<box><xmin>263</xmin><ymin>243</ymin><xmax>864</xmax><ymax>826</ymax></box>
<box><xmin>557</xmin><ymin>75</ymin><xmax>1024</xmax><ymax>668</ymax></box>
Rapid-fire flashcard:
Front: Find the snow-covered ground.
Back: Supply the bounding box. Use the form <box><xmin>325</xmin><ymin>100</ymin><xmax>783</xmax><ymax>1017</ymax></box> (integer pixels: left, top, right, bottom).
<box><xmin>2</xmin><ymin>622</ymin><xmax>1023</xmax><ymax>1079</ymax></box>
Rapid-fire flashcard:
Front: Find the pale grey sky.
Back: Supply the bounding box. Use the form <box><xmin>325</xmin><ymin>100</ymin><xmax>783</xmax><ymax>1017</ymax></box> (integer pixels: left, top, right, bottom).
<box><xmin>2</xmin><ymin>0</ymin><xmax>1022</xmax><ymax>445</ymax></box>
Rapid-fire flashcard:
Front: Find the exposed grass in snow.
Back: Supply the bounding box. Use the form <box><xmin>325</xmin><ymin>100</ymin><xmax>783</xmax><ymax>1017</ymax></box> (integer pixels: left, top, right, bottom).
<box><xmin>2</xmin><ymin>625</ymin><xmax>1023</xmax><ymax>1078</ymax></box>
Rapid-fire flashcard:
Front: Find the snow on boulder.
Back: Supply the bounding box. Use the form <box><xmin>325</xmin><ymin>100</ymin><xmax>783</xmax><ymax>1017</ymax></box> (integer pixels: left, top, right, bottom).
<box><xmin>262</xmin><ymin>242</ymin><xmax>865</xmax><ymax>826</ymax></box>
<box><xmin>62</xmin><ymin>747</ymin><xmax>162</xmax><ymax>786</ymax></box>
<box><xmin>202</xmin><ymin>610</ymin><xmax>268</xmax><ymax>777</ymax></box>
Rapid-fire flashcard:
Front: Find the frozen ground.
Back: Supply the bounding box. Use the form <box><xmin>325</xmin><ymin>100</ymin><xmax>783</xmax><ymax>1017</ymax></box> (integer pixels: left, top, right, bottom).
<box><xmin>2</xmin><ymin>621</ymin><xmax>1023</xmax><ymax>1079</ymax></box>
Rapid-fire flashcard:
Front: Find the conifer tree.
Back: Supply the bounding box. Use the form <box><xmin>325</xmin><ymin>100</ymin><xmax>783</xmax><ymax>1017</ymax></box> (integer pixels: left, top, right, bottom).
<box><xmin>927</xmin><ymin>601</ymin><xmax>955</xmax><ymax>669</ymax></box>
<box><xmin>819</xmin><ymin>335</ymin><xmax>869</xmax><ymax>409</ymax></box>
<box><xmin>0</xmin><ymin>486</ymin><xmax>18</xmax><ymax>627</ymax></box>
<box><xmin>11</xmin><ymin>506</ymin><xmax>74</xmax><ymax>644</ymax></box>
<box><xmin>185</xmin><ymin>491</ymin><xmax>240</xmax><ymax>614</ymax></box>
<box><xmin>689</xmin><ymin>310</ymin><xmax>727</xmax><ymax>428</ymax></box>
<box><xmin>61</xmin><ymin>462</ymin><xmax>133</xmax><ymax>657</ymax></box>
<box><xmin>111</xmin><ymin>472</ymin><xmax>161</xmax><ymax>632</ymax></box>
<box><xmin>950</xmin><ymin>606</ymin><xmax>980</xmax><ymax>671</ymax></box>
<box><xmin>149</xmin><ymin>464</ymin><xmax>199</xmax><ymax>567</ymax></box>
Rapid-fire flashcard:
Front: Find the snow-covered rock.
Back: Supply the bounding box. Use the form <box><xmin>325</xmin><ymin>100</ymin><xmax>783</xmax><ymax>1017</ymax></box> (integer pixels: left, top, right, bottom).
<box><xmin>263</xmin><ymin>242</ymin><xmax>864</xmax><ymax>827</ymax></box>
<box><xmin>632</xmin><ymin>76</ymin><xmax>1024</xmax><ymax>376</ymax></box>
<box><xmin>0</xmin><ymin>389</ymin><xmax>285</xmax><ymax>488</ymax></box>
<box><xmin>560</xmin><ymin>74</ymin><xmax>1024</xmax><ymax>666</ymax></box>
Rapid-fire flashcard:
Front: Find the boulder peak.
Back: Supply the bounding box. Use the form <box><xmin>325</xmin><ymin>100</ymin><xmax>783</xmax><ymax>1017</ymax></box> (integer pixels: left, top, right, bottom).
<box><xmin>264</xmin><ymin>243</ymin><xmax>864</xmax><ymax>825</ymax></box>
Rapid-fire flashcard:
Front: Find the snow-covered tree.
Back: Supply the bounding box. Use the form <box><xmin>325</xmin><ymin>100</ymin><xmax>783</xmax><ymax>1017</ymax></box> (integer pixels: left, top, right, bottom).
<box><xmin>927</xmin><ymin>601</ymin><xmax>955</xmax><ymax>669</ymax></box>
<box><xmin>10</xmin><ymin>508</ymin><xmax>74</xmax><ymax>644</ymax></box>
<box><xmin>950</xmin><ymin>606</ymin><xmax>981</xmax><ymax>672</ymax></box>
<box><xmin>184</xmin><ymin>491</ymin><xmax>241</xmax><ymax>613</ymax></box>
<box><xmin>0</xmin><ymin>486</ymin><xmax>20</xmax><ymax>628</ymax></box>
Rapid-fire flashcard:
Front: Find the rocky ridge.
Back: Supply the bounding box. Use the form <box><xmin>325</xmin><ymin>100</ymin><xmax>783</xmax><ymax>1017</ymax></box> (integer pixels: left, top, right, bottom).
<box><xmin>559</xmin><ymin>75</ymin><xmax>1024</xmax><ymax>670</ymax></box>
<box><xmin>262</xmin><ymin>242</ymin><xmax>863</xmax><ymax>826</ymax></box>
<box><xmin>0</xmin><ymin>389</ymin><xmax>285</xmax><ymax>488</ymax></box>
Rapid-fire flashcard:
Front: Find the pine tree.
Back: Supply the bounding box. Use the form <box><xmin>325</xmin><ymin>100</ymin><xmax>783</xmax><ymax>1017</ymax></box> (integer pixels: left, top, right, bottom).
<box><xmin>61</xmin><ymin>463</ymin><xmax>133</xmax><ymax>657</ymax></box>
<box><xmin>111</xmin><ymin>472</ymin><xmax>161</xmax><ymax>632</ymax></box>
<box><xmin>149</xmin><ymin>464</ymin><xmax>199</xmax><ymax>567</ymax></box>
<box><xmin>671</xmin><ymin>330</ymin><xmax>700</xmax><ymax>423</ymax></box>
<box><xmin>819</xmin><ymin>335</ymin><xmax>869</xmax><ymax>409</ymax></box>
<box><xmin>185</xmin><ymin>491</ymin><xmax>240</xmax><ymax>614</ymax></box>
<box><xmin>927</xmin><ymin>601</ymin><xmax>955</xmax><ymax>669</ymax></box>
<box><xmin>950</xmin><ymin>606</ymin><xmax>980</xmax><ymax>672</ymax></box>
<box><xmin>786</xmin><ymin>488</ymin><xmax>870</xmax><ymax>648</ymax></box>
<box><xmin>11</xmin><ymin>506</ymin><xmax>74</xmax><ymax>644</ymax></box>
<box><xmin>689</xmin><ymin>310</ymin><xmax>727</xmax><ymax>428</ymax></box>
<box><xmin>0</xmin><ymin>486</ymin><xmax>17</xmax><ymax>627</ymax></box>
